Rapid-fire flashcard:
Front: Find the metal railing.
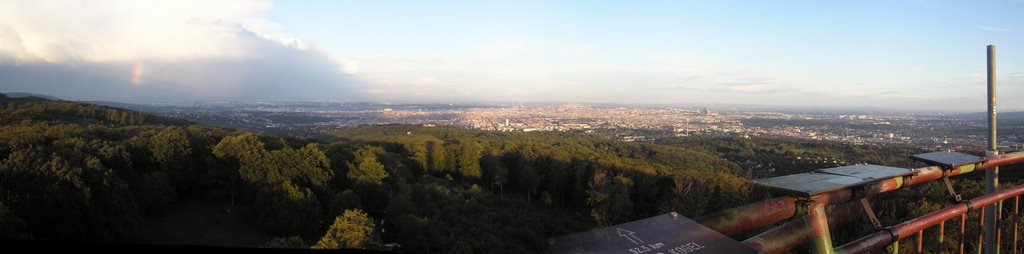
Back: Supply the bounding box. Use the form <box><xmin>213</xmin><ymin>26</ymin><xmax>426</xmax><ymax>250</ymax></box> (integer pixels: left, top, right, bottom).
<box><xmin>695</xmin><ymin>151</ymin><xmax>1024</xmax><ymax>254</ymax></box>
<box><xmin>836</xmin><ymin>183</ymin><xmax>1024</xmax><ymax>253</ymax></box>
<box><xmin>694</xmin><ymin>44</ymin><xmax>1019</xmax><ymax>254</ymax></box>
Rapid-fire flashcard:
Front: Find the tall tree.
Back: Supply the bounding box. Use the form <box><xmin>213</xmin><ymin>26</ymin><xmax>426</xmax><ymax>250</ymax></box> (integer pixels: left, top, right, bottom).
<box><xmin>151</xmin><ymin>127</ymin><xmax>192</xmax><ymax>172</ymax></box>
<box><xmin>586</xmin><ymin>170</ymin><xmax>634</xmax><ymax>227</ymax></box>
<box><xmin>313</xmin><ymin>209</ymin><xmax>376</xmax><ymax>249</ymax></box>
<box><xmin>457</xmin><ymin>140</ymin><xmax>483</xmax><ymax>179</ymax></box>
<box><xmin>212</xmin><ymin>132</ymin><xmax>267</xmax><ymax>183</ymax></box>
<box><xmin>347</xmin><ymin>146</ymin><xmax>389</xmax><ymax>186</ymax></box>
<box><xmin>519</xmin><ymin>164</ymin><xmax>540</xmax><ymax>202</ymax></box>
<box><xmin>253</xmin><ymin>180</ymin><xmax>322</xmax><ymax>235</ymax></box>
<box><xmin>426</xmin><ymin>140</ymin><xmax>445</xmax><ymax>172</ymax></box>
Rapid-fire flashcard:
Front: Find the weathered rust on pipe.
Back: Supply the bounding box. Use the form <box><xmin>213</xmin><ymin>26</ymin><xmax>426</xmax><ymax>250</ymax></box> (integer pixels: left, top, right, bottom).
<box><xmin>705</xmin><ymin>147</ymin><xmax>1024</xmax><ymax>241</ymax></box>
<box><xmin>813</xmin><ymin>189</ymin><xmax>857</xmax><ymax>206</ymax></box>
<box><xmin>702</xmin><ymin>154</ymin><xmax>1012</xmax><ymax>245</ymax></box>
<box><xmin>904</xmin><ymin>166</ymin><xmax>947</xmax><ymax>186</ymax></box>
<box><xmin>741</xmin><ymin>214</ymin><xmax>813</xmax><ymax>253</ymax></box>
<box><xmin>808</xmin><ymin>203</ymin><xmax>836</xmax><ymax>254</ymax></box>
<box><xmin>836</xmin><ymin>185</ymin><xmax>1024</xmax><ymax>254</ymax></box>
<box><xmin>698</xmin><ymin>189</ymin><xmax>855</xmax><ymax>237</ymax></box>
<box><xmin>998</xmin><ymin>201</ymin><xmax>1002</xmax><ymax>254</ymax></box>
<box><xmin>696</xmin><ymin>196</ymin><xmax>798</xmax><ymax>236</ymax></box>
<box><xmin>979</xmin><ymin>151</ymin><xmax>1024</xmax><ymax>170</ymax></box>
<box><xmin>961</xmin><ymin>214</ymin><xmax>967</xmax><ymax>254</ymax></box>
<box><xmin>700</xmin><ymin>162</ymin><xmax>981</xmax><ymax>238</ymax></box>
<box><xmin>834</xmin><ymin>230</ymin><xmax>893</xmax><ymax>254</ymax></box>
<box><xmin>726</xmin><ymin>166</ymin><xmax>938</xmax><ymax>238</ymax></box>
<box><xmin>978</xmin><ymin>207</ymin><xmax>984</xmax><ymax>254</ymax></box>
<box><xmin>743</xmin><ymin>202</ymin><xmax>864</xmax><ymax>254</ymax></box>
<box><xmin>973</xmin><ymin>185</ymin><xmax>1024</xmax><ymax>208</ymax></box>
<box><xmin>892</xmin><ymin>205</ymin><xmax>969</xmax><ymax>241</ymax></box>
<box><xmin>724</xmin><ymin>165</ymin><xmax>963</xmax><ymax>250</ymax></box>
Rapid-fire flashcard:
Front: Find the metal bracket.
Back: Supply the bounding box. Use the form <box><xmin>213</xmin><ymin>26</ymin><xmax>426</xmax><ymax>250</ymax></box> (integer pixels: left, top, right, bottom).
<box><xmin>795</xmin><ymin>199</ymin><xmax>813</xmax><ymax>215</ymax></box>
<box><xmin>943</xmin><ymin>178</ymin><xmax>963</xmax><ymax>202</ymax></box>
<box><xmin>859</xmin><ymin>198</ymin><xmax>883</xmax><ymax>230</ymax></box>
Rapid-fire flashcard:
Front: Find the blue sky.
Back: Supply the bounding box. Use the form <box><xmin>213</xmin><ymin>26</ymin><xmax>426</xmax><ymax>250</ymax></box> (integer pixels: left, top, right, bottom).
<box><xmin>1</xmin><ymin>0</ymin><xmax>1022</xmax><ymax>111</ymax></box>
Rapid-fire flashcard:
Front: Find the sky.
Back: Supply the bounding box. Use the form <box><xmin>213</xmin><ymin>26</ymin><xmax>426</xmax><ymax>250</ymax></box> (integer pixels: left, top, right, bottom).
<box><xmin>0</xmin><ymin>0</ymin><xmax>1022</xmax><ymax>112</ymax></box>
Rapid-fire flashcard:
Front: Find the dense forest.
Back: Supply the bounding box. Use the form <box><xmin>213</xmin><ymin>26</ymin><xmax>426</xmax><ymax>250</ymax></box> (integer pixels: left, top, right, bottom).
<box><xmin>0</xmin><ymin>94</ymin><xmax>756</xmax><ymax>252</ymax></box>
<box><xmin>2</xmin><ymin>93</ymin><xmax>1021</xmax><ymax>253</ymax></box>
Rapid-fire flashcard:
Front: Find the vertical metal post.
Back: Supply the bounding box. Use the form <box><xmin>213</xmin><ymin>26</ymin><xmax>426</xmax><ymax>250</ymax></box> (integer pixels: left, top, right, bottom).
<box><xmin>998</xmin><ymin>201</ymin><xmax>1003</xmax><ymax>254</ymax></box>
<box><xmin>807</xmin><ymin>202</ymin><xmax>835</xmax><ymax>254</ymax></box>
<box><xmin>962</xmin><ymin>214</ymin><xmax>967</xmax><ymax>254</ymax></box>
<box><xmin>985</xmin><ymin>44</ymin><xmax>999</xmax><ymax>254</ymax></box>
<box><xmin>1011</xmin><ymin>196</ymin><xmax>1019</xmax><ymax>254</ymax></box>
<box><xmin>980</xmin><ymin>207</ymin><xmax>986</xmax><ymax>254</ymax></box>
<box><xmin>941</xmin><ymin>220</ymin><xmax>946</xmax><ymax>245</ymax></box>
<box><xmin>917</xmin><ymin>230</ymin><xmax>923</xmax><ymax>253</ymax></box>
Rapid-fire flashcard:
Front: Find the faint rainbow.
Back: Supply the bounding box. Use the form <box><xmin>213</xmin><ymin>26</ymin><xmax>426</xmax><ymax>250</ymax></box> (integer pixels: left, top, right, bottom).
<box><xmin>131</xmin><ymin>62</ymin><xmax>143</xmax><ymax>85</ymax></box>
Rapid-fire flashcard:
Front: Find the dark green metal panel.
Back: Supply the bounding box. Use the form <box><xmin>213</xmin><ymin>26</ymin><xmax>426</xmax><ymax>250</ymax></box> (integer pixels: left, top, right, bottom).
<box><xmin>752</xmin><ymin>164</ymin><xmax>913</xmax><ymax>198</ymax></box>
<box><xmin>911</xmin><ymin>151</ymin><xmax>983</xmax><ymax>169</ymax></box>
<box><xmin>819</xmin><ymin>164</ymin><xmax>914</xmax><ymax>181</ymax></box>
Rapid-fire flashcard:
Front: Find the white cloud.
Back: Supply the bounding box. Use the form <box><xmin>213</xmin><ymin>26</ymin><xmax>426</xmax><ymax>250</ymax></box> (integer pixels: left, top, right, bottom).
<box><xmin>0</xmin><ymin>0</ymin><xmax>286</xmax><ymax>62</ymax></box>
<box><xmin>0</xmin><ymin>0</ymin><xmax>362</xmax><ymax>100</ymax></box>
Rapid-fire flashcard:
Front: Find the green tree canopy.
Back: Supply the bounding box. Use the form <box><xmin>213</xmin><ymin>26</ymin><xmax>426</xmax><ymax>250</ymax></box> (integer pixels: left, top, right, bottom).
<box><xmin>586</xmin><ymin>170</ymin><xmax>634</xmax><ymax>227</ymax></box>
<box><xmin>212</xmin><ymin>132</ymin><xmax>267</xmax><ymax>183</ymax></box>
<box><xmin>313</xmin><ymin>209</ymin><xmax>376</xmax><ymax>249</ymax></box>
<box><xmin>151</xmin><ymin>126</ymin><xmax>192</xmax><ymax>172</ymax></box>
<box><xmin>347</xmin><ymin>146</ymin><xmax>389</xmax><ymax>185</ymax></box>
<box><xmin>457</xmin><ymin>140</ymin><xmax>483</xmax><ymax>179</ymax></box>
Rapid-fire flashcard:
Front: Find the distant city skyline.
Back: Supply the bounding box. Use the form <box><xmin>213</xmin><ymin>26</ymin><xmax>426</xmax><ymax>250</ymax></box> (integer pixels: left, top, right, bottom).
<box><xmin>1</xmin><ymin>0</ymin><xmax>1022</xmax><ymax>112</ymax></box>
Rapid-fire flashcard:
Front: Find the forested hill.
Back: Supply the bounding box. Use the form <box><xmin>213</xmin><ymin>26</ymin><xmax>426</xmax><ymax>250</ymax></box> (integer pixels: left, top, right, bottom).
<box><xmin>0</xmin><ymin>93</ymin><xmax>189</xmax><ymax>126</ymax></box>
<box><xmin>0</xmin><ymin>96</ymin><xmax>757</xmax><ymax>253</ymax></box>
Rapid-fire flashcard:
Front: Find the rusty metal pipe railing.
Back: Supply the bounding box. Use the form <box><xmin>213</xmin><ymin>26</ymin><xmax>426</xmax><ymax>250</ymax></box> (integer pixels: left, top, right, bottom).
<box><xmin>975</xmin><ymin>209</ymin><xmax>986</xmax><ymax>254</ymax></box>
<box><xmin>697</xmin><ymin>189</ymin><xmax>856</xmax><ymax>237</ymax></box>
<box><xmin>698</xmin><ymin>165</ymin><xmax>937</xmax><ymax>235</ymax></box>
<box><xmin>808</xmin><ymin>202</ymin><xmax>836</xmax><ymax>254</ymax></box>
<box><xmin>696</xmin><ymin>196</ymin><xmax>798</xmax><ymax>236</ymax></box>
<box><xmin>720</xmin><ymin>165</ymin><xmax>942</xmax><ymax>250</ymax></box>
<box><xmin>698</xmin><ymin>151</ymin><xmax>1024</xmax><ymax>240</ymax></box>
<box><xmin>742</xmin><ymin>202</ymin><xmax>863</xmax><ymax>254</ymax></box>
<box><xmin>916</xmin><ymin>230</ymin><xmax>923</xmax><ymax>253</ymax></box>
<box><xmin>979</xmin><ymin>151</ymin><xmax>1024</xmax><ymax>170</ymax></box>
<box><xmin>835</xmin><ymin>184</ymin><xmax>1024</xmax><ymax>254</ymax></box>
<box><xmin>960</xmin><ymin>214</ymin><xmax>967</xmax><ymax>254</ymax></box>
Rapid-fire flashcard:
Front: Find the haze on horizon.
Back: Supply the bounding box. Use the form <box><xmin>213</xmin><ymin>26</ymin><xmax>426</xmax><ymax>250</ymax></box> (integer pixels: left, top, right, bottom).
<box><xmin>1</xmin><ymin>0</ymin><xmax>1022</xmax><ymax>112</ymax></box>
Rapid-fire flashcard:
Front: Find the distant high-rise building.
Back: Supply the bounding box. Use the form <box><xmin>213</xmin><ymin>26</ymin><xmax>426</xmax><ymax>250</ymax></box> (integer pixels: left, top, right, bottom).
<box><xmin>505</xmin><ymin>119</ymin><xmax>510</xmax><ymax>126</ymax></box>
<box><xmin>699</xmin><ymin>107</ymin><xmax>711</xmax><ymax>115</ymax></box>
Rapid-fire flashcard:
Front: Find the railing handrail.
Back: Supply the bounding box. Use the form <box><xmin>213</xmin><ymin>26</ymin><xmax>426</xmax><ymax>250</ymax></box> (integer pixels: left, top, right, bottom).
<box><xmin>835</xmin><ymin>184</ymin><xmax>1024</xmax><ymax>254</ymax></box>
<box><xmin>694</xmin><ymin>151</ymin><xmax>1024</xmax><ymax>254</ymax></box>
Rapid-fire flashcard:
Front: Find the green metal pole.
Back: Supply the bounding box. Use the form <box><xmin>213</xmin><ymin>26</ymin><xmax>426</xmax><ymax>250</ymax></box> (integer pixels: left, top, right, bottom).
<box><xmin>985</xmin><ymin>44</ymin><xmax>999</xmax><ymax>254</ymax></box>
<box><xmin>808</xmin><ymin>202</ymin><xmax>835</xmax><ymax>254</ymax></box>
